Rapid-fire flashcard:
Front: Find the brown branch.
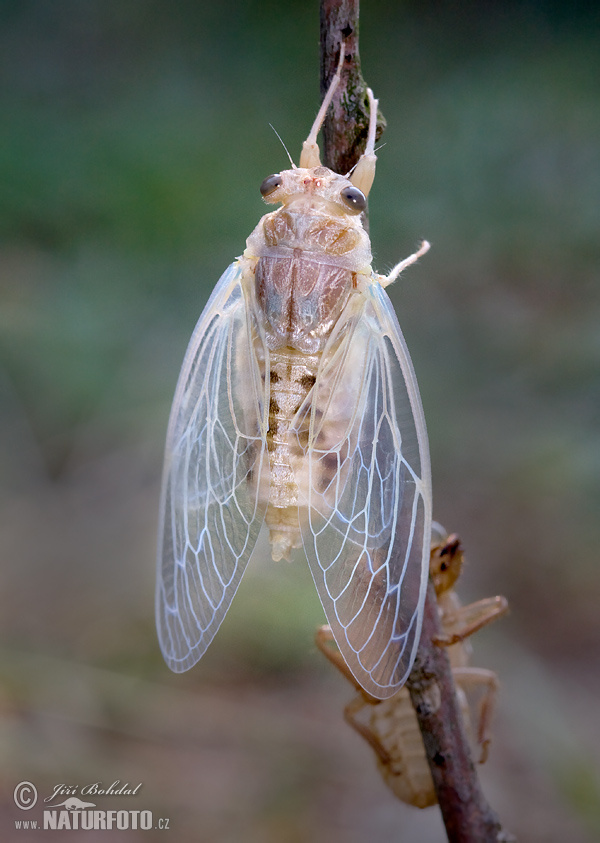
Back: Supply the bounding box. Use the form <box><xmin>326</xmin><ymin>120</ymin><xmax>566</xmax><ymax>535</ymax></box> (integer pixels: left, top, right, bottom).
<box><xmin>319</xmin><ymin>3</ymin><xmax>514</xmax><ymax>841</ymax></box>
<box><xmin>408</xmin><ymin>581</ymin><xmax>514</xmax><ymax>842</ymax></box>
<box><xmin>319</xmin><ymin>0</ymin><xmax>385</xmax><ymax>175</ymax></box>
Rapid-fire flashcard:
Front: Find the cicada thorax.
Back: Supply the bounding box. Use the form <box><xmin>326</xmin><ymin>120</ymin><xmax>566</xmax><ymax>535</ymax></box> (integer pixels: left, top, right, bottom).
<box><xmin>249</xmin><ymin>202</ymin><xmax>369</xmax><ymax>561</ymax></box>
<box><xmin>255</xmin><ymin>205</ymin><xmax>362</xmax><ymax>355</ymax></box>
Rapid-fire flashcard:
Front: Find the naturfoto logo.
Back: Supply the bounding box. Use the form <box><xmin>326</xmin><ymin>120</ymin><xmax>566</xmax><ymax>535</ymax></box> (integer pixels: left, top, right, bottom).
<box><xmin>13</xmin><ymin>779</ymin><xmax>169</xmax><ymax>833</ymax></box>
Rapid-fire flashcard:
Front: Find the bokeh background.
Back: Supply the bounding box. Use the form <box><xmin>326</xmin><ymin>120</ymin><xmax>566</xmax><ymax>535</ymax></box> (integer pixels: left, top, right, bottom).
<box><xmin>1</xmin><ymin>1</ymin><xmax>599</xmax><ymax>840</ymax></box>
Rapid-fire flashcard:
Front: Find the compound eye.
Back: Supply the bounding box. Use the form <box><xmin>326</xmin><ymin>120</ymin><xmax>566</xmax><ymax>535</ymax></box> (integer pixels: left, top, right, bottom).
<box><xmin>260</xmin><ymin>174</ymin><xmax>283</xmax><ymax>197</ymax></box>
<box><xmin>340</xmin><ymin>185</ymin><xmax>367</xmax><ymax>213</ymax></box>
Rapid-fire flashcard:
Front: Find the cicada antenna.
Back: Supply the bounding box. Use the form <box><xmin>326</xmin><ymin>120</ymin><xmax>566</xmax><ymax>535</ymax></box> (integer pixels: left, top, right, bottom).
<box><xmin>269</xmin><ymin>124</ymin><xmax>296</xmax><ymax>169</ymax></box>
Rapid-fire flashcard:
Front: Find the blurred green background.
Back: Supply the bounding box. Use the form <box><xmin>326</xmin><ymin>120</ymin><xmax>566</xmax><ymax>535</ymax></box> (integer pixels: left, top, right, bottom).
<box><xmin>1</xmin><ymin>1</ymin><xmax>599</xmax><ymax>840</ymax></box>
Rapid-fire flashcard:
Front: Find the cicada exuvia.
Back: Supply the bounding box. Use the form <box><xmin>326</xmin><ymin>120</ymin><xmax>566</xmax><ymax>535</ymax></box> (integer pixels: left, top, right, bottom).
<box><xmin>156</xmin><ymin>53</ymin><xmax>432</xmax><ymax>699</ymax></box>
<box><xmin>316</xmin><ymin>524</ymin><xmax>509</xmax><ymax>806</ymax></box>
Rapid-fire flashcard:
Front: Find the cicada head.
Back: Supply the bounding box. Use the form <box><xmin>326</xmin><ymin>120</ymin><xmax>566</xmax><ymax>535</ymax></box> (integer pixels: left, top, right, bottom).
<box><xmin>259</xmin><ymin>166</ymin><xmax>367</xmax><ymax>219</ymax></box>
<box><xmin>430</xmin><ymin>529</ymin><xmax>464</xmax><ymax>598</ymax></box>
<box><xmin>260</xmin><ymin>42</ymin><xmax>379</xmax><ymax>215</ymax></box>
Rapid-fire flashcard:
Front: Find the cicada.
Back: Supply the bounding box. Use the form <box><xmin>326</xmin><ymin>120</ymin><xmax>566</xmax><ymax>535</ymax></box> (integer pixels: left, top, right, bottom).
<box><xmin>156</xmin><ymin>52</ymin><xmax>432</xmax><ymax>699</ymax></box>
<box><xmin>316</xmin><ymin>524</ymin><xmax>509</xmax><ymax>807</ymax></box>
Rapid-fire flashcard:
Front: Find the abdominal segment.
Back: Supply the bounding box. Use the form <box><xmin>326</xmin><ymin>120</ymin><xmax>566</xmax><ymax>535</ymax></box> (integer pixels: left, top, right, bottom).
<box><xmin>252</xmin><ymin>252</ymin><xmax>357</xmax><ymax>561</ymax></box>
<box><xmin>263</xmin><ymin>348</ymin><xmax>317</xmax><ymax>561</ymax></box>
<box><xmin>259</xmin><ymin>346</ymin><xmax>354</xmax><ymax>563</ymax></box>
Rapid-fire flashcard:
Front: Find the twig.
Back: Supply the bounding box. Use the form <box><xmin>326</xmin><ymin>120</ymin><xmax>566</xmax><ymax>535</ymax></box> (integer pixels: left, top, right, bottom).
<box><xmin>319</xmin><ymin>0</ymin><xmax>385</xmax><ymax>175</ymax></box>
<box><xmin>319</xmin><ymin>3</ymin><xmax>514</xmax><ymax>840</ymax></box>
<box><xmin>408</xmin><ymin>580</ymin><xmax>514</xmax><ymax>841</ymax></box>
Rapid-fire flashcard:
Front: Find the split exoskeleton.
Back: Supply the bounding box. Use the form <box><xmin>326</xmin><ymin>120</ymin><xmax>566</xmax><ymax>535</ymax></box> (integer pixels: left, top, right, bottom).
<box><xmin>316</xmin><ymin>523</ymin><xmax>508</xmax><ymax>808</ymax></box>
<box><xmin>157</xmin><ymin>48</ymin><xmax>432</xmax><ymax>699</ymax></box>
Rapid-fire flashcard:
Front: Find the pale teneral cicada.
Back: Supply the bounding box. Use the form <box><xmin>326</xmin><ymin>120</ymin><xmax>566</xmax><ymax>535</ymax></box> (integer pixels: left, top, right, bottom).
<box><xmin>156</xmin><ymin>54</ymin><xmax>432</xmax><ymax>699</ymax></box>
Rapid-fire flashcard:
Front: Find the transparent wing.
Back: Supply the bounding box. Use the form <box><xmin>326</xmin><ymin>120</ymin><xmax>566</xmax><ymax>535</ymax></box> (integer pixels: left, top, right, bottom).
<box><xmin>299</xmin><ymin>280</ymin><xmax>432</xmax><ymax>699</ymax></box>
<box><xmin>156</xmin><ymin>261</ymin><xmax>269</xmax><ymax>672</ymax></box>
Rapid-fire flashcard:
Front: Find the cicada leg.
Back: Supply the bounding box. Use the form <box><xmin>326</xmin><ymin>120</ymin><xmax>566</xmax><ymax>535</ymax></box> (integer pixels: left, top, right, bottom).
<box><xmin>452</xmin><ymin>666</ymin><xmax>500</xmax><ymax>764</ymax></box>
<box><xmin>315</xmin><ymin>625</ymin><xmax>387</xmax><ymax>759</ymax></box>
<box><xmin>378</xmin><ymin>240</ymin><xmax>430</xmax><ymax>289</ymax></box>
<box><xmin>315</xmin><ymin>625</ymin><xmax>367</xmax><ymax>694</ymax></box>
<box><xmin>344</xmin><ymin>695</ymin><xmax>395</xmax><ymax>767</ymax></box>
<box><xmin>433</xmin><ymin>595</ymin><xmax>509</xmax><ymax>647</ymax></box>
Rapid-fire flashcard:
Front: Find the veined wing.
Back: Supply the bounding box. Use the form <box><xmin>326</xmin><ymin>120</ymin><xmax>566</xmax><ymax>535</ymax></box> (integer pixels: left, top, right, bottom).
<box><xmin>299</xmin><ymin>280</ymin><xmax>432</xmax><ymax>699</ymax></box>
<box><xmin>156</xmin><ymin>261</ymin><xmax>269</xmax><ymax>672</ymax></box>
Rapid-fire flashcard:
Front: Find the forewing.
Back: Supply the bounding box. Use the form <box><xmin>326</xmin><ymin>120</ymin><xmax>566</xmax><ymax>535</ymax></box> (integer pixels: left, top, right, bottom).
<box><xmin>156</xmin><ymin>261</ymin><xmax>269</xmax><ymax>672</ymax></box>
<box><xmin>299</xmin><ymin>281</ymin><xmax>432</xmax><ymax>699</ymax></box>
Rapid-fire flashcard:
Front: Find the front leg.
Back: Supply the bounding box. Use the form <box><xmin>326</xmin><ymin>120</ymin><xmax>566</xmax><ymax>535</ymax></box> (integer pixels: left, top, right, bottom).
<box><xmin>343</xmin><ymin>695</ymin><xmax>393</xmax><ymax>766</ymax></box>
<box><xmin>378</xmin><ymin>240</ymin><xmax>430</xmax><ymax>288</ymax></box>
<box><xmin>316</xmin><ymin>625</ymin><xmax>389</xmax><ymax>761</ymax></box>
<box><xmin>315</xmin><ymin>624</ymin><xmax>379</xmax><ymax>699</ymax></box>
<box><xmin>434</xmin><ymin>595</ymin><xmax>508</xmax><ymax>647</ymax></box>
